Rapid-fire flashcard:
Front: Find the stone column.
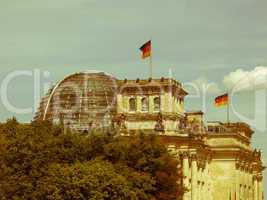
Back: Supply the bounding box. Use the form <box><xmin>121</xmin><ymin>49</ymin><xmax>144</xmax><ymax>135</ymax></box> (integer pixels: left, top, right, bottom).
<box><xmin>182</xmin><ymin>154</ymin><xmax>190</xmax><ymax>200</ymax></box>
<box><xmin>244</xmin><ymin>167</ymin><xmax>249</xmax><ymax>200</ymax></box>
<box><xmin>199</xmin><ymin>168</ymin><xmax>202</xmax><ymax>200</ymax></box>
<box><xmin>161</xmin><ymin>93</ymin><xmax>166</xmax><ymax>112</ymax></box>
<box><xmin>123</xmin><ymin>96</ymin><xmax>129</xmax><ymax>112</ymax></box>
<box><xmin>201</xmin><ymin>182</ymin><xmax>204</xmax><ymax>200</ymax></box>
<box><xmin>249</xmin><ymin>170</ymin><xmax>253</xmax><ymax>200</ymax></box>
<box><xmin>196</xmin><ymin>181</ymin><xmax>200</xmax><ymax>200</ymax></box>
<box><xmin>191</xmin><ymin>155</ymin><xmax>197</xmax><ymax>200</ymax></box>
<box><xmin>235</xmin><ymin>164</ymin><xmax>240</xmax><ymax>200</ymax></box>
<box><xmin>250</xmin><ymin>179</ymin><xmax>253</xmax><ymax>199</ymax></box>
<box><xmin>205</xmin><ymin>162</ymin><xmax>211</xmax><ymax>200</ymax></box>
<box><xmin>240</xmin><ymin>166</ymin><xmax>245</xmax><ymax>200</ymax></box>
<box><xmin>253</xmin><ymin>176</ymin><xmax>258</xmax><ymax>200</ymax></box>
<box><xmin>136</xmin><ymin>96</ymin><xmax>141</xmax><ymax>112</ymax></box>
<box><xmin>172</xmin><ymin>96</ymin><xmax>176</xmax><ymax>112</ymax></box>
<box><xmin>245</xmin><ymin>185</ymin><xmax>249</xmax><ymax>200</ymax></box>
<box><xmin>202</xmin><ymin>167</ymin><xmax>206</xmax><ymax>200</ymax></box>
<box><xmin>240</xmin><ymin>185</ymin><xmax>244</xmax><ymax>200</ymax></box>
<box><xmin>201</xmin><ymin>167</ymin><xmax>205</xmax><ymax>200</ymax></box>
<box><xmin>148</xmin><ymin>96</ymin><xmax>154</xmax><ymax>113</ymax></box>
<box><xmin>167</xmin><ymin>92</ymin><xmax>173</xmax><ymax>112</ymax></box>
<box><xmin>258</xmin><ymin>177</ymin><xmax>263</xmax><ymax>200</ymax></box>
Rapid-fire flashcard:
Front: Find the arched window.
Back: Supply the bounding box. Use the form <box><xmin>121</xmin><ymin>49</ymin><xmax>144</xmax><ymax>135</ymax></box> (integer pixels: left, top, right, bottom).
<box><xmin>154</xmin><ymin>97</ymin><xmax>160</xmax><ymax>112</ymax></box>
<box><xmin>141</xmin><ymin>97</ymin><xmax>149</xmax><ymax>112</ymax></box>
<box><xmin>129</xmin><ymin>97</ymin><xmax>137</xmax><ymax>112</ymax></box>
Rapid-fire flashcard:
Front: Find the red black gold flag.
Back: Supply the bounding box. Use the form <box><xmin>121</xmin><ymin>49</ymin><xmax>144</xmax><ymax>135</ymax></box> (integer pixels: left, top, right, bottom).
<box><xmin>139</xmin><ymin>40</ymin><xmax>151</xmax><ymax>59</ymax></box>
<box><xmin>215</xmin><ymin>93</ymin><xmax>228</xmax><ymax>107</ymax></box>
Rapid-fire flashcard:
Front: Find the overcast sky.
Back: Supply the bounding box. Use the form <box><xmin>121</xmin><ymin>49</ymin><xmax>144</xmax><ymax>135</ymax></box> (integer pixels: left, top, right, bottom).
<box><xmin>1</xmin><ymin>0</ymin><xmax>267</xmax><ymax>193</ymax></box>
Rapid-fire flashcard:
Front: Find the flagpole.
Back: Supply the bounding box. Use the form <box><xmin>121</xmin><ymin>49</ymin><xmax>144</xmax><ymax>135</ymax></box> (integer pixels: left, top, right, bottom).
<box><xmin>149</xmin><ymin>39</ymin><xmax>153</xmax><ymax>78</ymax></box>
<box><xmin>227</xmin><ymin>91</ymin><xmax>230</xmax><ymax>124</ymax></box>
<box><xmin>149</xmin><ymin>51</ymin><xmax>153</xmax><ymax>78</ymax></box>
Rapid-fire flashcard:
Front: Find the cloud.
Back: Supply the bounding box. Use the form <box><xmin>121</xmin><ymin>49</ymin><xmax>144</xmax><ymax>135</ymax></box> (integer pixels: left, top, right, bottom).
<box><xmin>184</xmin><ymin>77</ymin><xmax>222</xmax><ymax>95</ymax></box>
<box><xmin>223</xmin><ymin>66</ymin><xmax>267</xmax><ymax>91</ymax></box>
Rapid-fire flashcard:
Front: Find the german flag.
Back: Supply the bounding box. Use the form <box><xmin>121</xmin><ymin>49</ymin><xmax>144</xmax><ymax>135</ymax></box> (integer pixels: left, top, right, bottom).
<box><xmin>139</xmin><ymin>40</ymin><xmax>151</xmax><ymax>59</ymax></box>
<box><xmin>215</xmin><ymin>93</ymin><xmax>228</xmax><ymax>107</ymax></box>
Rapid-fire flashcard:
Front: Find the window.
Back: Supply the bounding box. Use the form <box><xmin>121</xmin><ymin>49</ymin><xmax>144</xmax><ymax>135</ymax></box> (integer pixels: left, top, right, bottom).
<box><xmin>154</xmin><ymin>97</ymin><xmax>160</xmax><ymax>112</ymax></box>
<box><xmin>141</xmin><ymin>97</ymin><xmax>149</xmax><ymax>112</ymax></box>
<box><xmin>129</xmin><ymin>98</ymin><xmax>136</xmax><ymax>112</ymax></box>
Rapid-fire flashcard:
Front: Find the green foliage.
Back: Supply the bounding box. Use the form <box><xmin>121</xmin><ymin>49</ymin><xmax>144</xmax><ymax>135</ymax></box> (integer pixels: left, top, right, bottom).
<box><xmin>0</xmin><ymin>118</ymin><xmax>184</xmax><ymax>200</ymax></box>
<box><xmin>37</xmin><ymin>160</ymin><xmax>140</xmax><ymax>200</ymax></box>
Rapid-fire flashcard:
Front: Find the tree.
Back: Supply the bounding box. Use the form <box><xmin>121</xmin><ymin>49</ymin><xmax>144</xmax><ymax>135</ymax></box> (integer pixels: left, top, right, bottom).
<box><xmin>0</xmin><ymin>118</ymin><xmax>184</xmax><ymax>200</ymax></box>
<box><xmin>37</xmin><ymin>159</ymin><xmax>141</xmax><ymax>200</ymax></box>
<box><xmin>103</xmin><ymin>134</ymin><xmax>182</xmax><ymax>200</ymax></box>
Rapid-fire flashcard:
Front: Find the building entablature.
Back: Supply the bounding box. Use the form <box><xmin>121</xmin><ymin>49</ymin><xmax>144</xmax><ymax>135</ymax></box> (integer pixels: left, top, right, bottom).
<box><xmin>180</xmin><ymin>150</ymin><xmax>212</xmax><ymax>161</ymax></box>
<box><xmin>206</xmin><ymin>132</ymin><xmax>251</xmax><ymax>150</ymax></box>
<box><xmin>117</xmin><ymin>78</ymin><xmax>188</xmax><ymax>98</ymax></box>
<box><xmin>114</xmin><ymin>112</ymin><xmax>183</xmax><ymax>122</ymax></box>
<box><xmin>207</xmin><ymin>121</ymin><xmax>253</xmax><ymax>139</ymax></box>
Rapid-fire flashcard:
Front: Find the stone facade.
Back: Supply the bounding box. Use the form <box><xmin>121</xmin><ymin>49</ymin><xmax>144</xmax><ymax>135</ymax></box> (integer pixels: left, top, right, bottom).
<box><xmin>114</xmin><ymin>78</ymin><xmax>187</xmax><ymax>135</ymax></box>
<box><xmin>35</xmin><ymin>71</ymin><xmax>264</xmax><ymax>200</ymax></box>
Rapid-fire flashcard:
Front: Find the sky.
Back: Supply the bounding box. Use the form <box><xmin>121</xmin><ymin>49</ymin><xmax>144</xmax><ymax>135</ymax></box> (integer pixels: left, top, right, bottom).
<box><xmin>0</xmin><ymin>0</ymin><xmax>267</xmax><ymax>195</ymax></box>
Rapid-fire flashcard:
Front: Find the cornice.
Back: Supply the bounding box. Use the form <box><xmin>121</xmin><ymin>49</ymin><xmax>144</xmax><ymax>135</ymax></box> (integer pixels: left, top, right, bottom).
<box><xmin>118</xmin><ymin>79</ymin><xmax>188</xmax><ymax>97</ymax></box>
<box><xmin>206</xmin><ymin>132</ymin><xmax>250</xmax><ymax>145</ymax></box>
<box><xmin>114</xmin><ymin>112</ymin><xmax>183</xmax><ymax>121</ymax></box>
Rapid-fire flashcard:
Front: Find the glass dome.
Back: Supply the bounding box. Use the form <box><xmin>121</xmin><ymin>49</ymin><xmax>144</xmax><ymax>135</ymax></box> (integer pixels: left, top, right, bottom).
<box><xmin>38</xmin><ymin>71</ymin><xmax>117</xmax><ymax>132</ymax></box>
